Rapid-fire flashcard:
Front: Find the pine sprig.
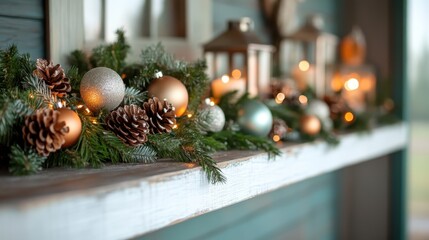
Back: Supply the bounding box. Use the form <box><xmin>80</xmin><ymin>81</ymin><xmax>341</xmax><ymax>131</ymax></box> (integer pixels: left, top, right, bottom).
<box><xmin>0</xmin><ymin>94</ymin><xmax>33</xmax><ymax>145</ymax></box>
<box><xmin>8</xmin><ymin>145</ymin><xmax>46</xmax><ymax>175</ymax></box>
<box><xmin>24</xmin><ymin>76</ymin><xmax>56</xmax><ymax>109</ymax></box>
<box><xmin>68</xmin><ymin>50</ymin><xmax>90</xmax><ymax>76</ymax></box>
<box><xmin>90</xmin><ymin>29</ymin><xmax>130</xmax><ymax>72</ymax></box>
<box><xmin>147</xmin><ymin>118</ymin><xmax>227</xmax><ymax>183</ymax></box>
<box><xmin>126</xmin><ymin>145</ymin><xmax>157</xmax><ymax>163</ymax></box>
<box><xmin>210</xmin><ymin>131</ymin><xmax>281</xmax><ymax>159</ymax></box>
<box><xmin>123</xmin><ymin>87</ymin><xmax>147</xmax><ymax>105</ymax></box>
<box><xmin>0</xmin><ymin>45</ymin><xmax>33</xmax><ymax>90</ymax></box>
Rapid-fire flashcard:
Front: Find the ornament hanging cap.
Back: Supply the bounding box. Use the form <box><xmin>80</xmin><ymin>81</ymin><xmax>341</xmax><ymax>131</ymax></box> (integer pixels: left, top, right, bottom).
<box><xmin>153</xmin><ymin>70</ymin><xmax>163</xmax><ymax>79</ymax></box>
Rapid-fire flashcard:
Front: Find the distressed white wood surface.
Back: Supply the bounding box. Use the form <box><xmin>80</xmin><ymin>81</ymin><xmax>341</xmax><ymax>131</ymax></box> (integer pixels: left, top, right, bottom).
<box><xmin>0</xmin><ymin>123</ymin><xmax>407</xmax><ymax>240</ymax></box>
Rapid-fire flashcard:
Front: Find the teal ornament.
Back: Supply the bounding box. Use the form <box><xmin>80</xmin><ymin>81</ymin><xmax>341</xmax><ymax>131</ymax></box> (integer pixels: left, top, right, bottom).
<box><xmin>237</xmin><ymin>99</ymin><xmax>273</xmax><ymax>137</ymax></box>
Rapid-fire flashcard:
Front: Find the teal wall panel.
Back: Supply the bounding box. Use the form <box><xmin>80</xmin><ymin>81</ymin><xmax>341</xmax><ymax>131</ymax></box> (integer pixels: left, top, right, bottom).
<box><xmin>0</xmin><ymin>0</ymin><xmax>46</xmax><ymax>58</ymax></box>
<box><xmin>137</xmin><ymin>172</ymin><xmax>339</xmax><ymax>240</ymax></box>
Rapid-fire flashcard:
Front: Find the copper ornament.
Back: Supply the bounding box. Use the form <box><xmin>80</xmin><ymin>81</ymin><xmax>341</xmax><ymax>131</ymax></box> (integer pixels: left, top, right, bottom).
<box><xmin>147</xmin><ymin>73</ymin><xmax>188</xmax><ymax>117</ymax></box>
<box><xmin>57</xmin><ymin>108</ymin><xmax>82</xmax><ymax>148</ymax></box>
<box><xmin>300</xmin><ymin>115</ymin><xmax>321</xmax><ymax>136</ymax></box>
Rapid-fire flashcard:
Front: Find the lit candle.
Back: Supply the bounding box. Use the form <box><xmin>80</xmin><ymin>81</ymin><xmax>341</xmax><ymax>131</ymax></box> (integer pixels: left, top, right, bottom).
<box><xmin>211</xmin><ymin>72</ymin><xmax>246</xmax><ymax>103</ymax></box>
<box><xmin>342</xmin><ymin>76</ymin><xmax>366</xmax><ymax>113</ymax></box>
<box><xmin>291</xmin><ymin>60</ymin><xmax>315</xmax><ymax>92</ymax></box>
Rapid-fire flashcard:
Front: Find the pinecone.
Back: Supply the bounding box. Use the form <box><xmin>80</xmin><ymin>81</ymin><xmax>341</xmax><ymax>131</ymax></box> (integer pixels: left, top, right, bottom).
<box><xmin>105</xmin><ymin>104</ymin><xmax>150</xmax><ymax>146</ymax></box>
<box><xmin>33</xmin><ymin>59</ymin><xmax>71</xmax><ymax>97</ymax></box>
<box><xmin>142</xmin><ymin>97</ymin><xmax>176</xmax><ymax>134</ymax></box>
<box><xmin>22</xmin><ymin>108</ymin><xmax>69</xmax><ymax>157</ymax></box>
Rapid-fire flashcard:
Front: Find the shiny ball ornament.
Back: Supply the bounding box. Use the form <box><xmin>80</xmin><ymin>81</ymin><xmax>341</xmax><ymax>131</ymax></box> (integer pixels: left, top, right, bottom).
<box><xmin>237</xmin><ymin>99</ymin><xmax>273</xmax><ymax>137</ymax></box>
<box><xmin>306</xmin><ymin>100</ymin><xmax>330</xmax><ymax>120</ymax></box>
<box><xmin>57</xmin><ymin>108</ymin><xmax>82</xmax><ymax>148</ymax></box>
<box><xmin>300</xmin><ymin>115</ymin><xmax>322</xmax><ymax>136</ymax></box>
<box><xmin>80</xmin><ymin>67</ymin><xmax>125</xmax><ymax>112</ymax></box>
<box><xmin>147</xmin><ymin>71</ymin><xmax>188</xmax><ymax>117</ymax></box>
<box><xmin>199</xmin><ymin>105</ymin><xmax>225</xmax><ymax>132</ymax></box>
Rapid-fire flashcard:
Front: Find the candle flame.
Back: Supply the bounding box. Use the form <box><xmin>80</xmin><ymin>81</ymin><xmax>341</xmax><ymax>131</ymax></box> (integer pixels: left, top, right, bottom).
<box><xmin>344</xmin><ymin>78</ymin><xmax>360</xmax><ymax>91</ymax></box>
<box><xmin>221</xmin><ymin>75</ymin><xmax>230</xmax><ymax>83</ymax></box>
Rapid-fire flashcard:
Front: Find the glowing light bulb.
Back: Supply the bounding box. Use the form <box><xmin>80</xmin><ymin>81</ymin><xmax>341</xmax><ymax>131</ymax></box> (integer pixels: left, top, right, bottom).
<box><xmin>344</xmin><ymin>112</ymin><xmax>354</xmax><ymax>122</ymax></box>
<box><xmin>173</xmin><ymin>124</ymin><xmax>178</xmax><ymax>129</ymax></box>
<box><xmin>298</xmin><ymin>60</ymin><xmax>310</xmax><ymax>71</ymax></box>
<box><xmin>298</xmin><ymin>95</ymin><xmax>308</xmax><ymax>105</ymax></box>
<box><xmin>272</xmin><ymin>135</ymin><xmax>281</xmax><ymax>142</ymax></box>
<box><xmin>344</xmin><ymin>78</ymin><xmax>360</xmax><ymax>91</ymax></box>
<box><xmin>221</xmin><ymin>75</ymin><xmax>230</xmax><ymax>83</ymax></box>
<box><xmin>187</xmin><ymin>113</ymin><xmax>193</xmax><ymax>118</ymax></box>
<box><xmin>275</xmin><ymin>93</ymin><xmax>285</xmax><ymax>104</ymax></box>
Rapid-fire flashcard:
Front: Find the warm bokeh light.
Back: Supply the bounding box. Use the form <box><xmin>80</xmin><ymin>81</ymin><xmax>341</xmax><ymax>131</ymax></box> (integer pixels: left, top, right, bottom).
<box><xmin>29</xmin><ymin>93</ymin><xmax>34</xmax><ymax>99</ymax></box>
<box><xmin>344</xmin><ymin>78</ymin><xmax>360</xmax><ymax>91</ymax></box>
<box><xmin>77</xmin><ymin>104</ymin><xmax>84</xmax><ymax>109</ymax></box>
<box><xmin>231</xmin><ymin>69</ymin><xmax>242</xmax><ymax>79</ymax></box>
<box><xmin>359</xmin><ymin>75</ymin><xmax>375</xmax><ymax>92</ymax></box>
<box><xmin>173</xmin><ymin>124</ymin><xmax>178</xmax><ymax>129</ymax></box>
<box><xmin>221</xmin><ymin>74</ymin><xmax>230</xmax><ymax>83</ymax></box>
<box><xmin>187</xmin><ymin>113</ymin><xmax>193</xmax><ymax>118</ymax></box>
<box><xmin>298</xmin><ymin>60</ymin><xmax>310</xmax><ymax>71</ymax></box>
<box><xmin>331</xmin><ymin>73</ymin><xmax>344</xmax><ymax>92</ymax></box>
<box><xmin>275</xmin><ymin>93</ymin><xmax>285</xmax><ymax>104</ymax></box>
<box><xmin>272</xmin><ymin>135</ymin><xmax>281</xmax><ymax>142</ymax></box>
<box><xmin>344</xmin><ymin>111</ymin><xmax>354</xmax><ymax>122</ymax></box>
<box><xmin>85</xmin><ymin>108</ymin><xmax>91</xmax><ymax>114</ymax></box>
<box><xmin>298</xmin><ymin>95</ymin><xmax>308</xmax><ymax>105</ymax></box>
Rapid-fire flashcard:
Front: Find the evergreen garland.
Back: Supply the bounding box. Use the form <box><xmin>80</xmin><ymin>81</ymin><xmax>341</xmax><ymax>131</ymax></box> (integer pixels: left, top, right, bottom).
<box><xmin>0</xmin><ymin>30</ymin><xmax>393</xmax><ymax>184</ymax></box>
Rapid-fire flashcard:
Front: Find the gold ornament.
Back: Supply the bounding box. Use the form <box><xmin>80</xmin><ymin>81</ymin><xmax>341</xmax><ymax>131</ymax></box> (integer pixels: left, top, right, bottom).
<box><xmin>300</xmin><ymin>115</ymin><xmax>321</xmax><ymax>136</ymax></box>
<box><xmin>80</xmin><ymin>67</ymin><xmax>125</xmax><ymax>113</ymax></box>
<box><xmin>147</xmin><ymin>71</ymin><xmax>188</xmax><ymax>117</ymax></box>
<box><xmin>57</xmin><ymin>108</ymin><xmax>82</xmax><ymax>148</ymax></box>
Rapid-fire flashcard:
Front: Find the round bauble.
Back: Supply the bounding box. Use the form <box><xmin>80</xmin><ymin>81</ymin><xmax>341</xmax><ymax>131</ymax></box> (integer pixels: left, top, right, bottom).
<box><xmin>199</xmin><ymin>105</ymin><xmax>225</xmax><ymax>133</ymax></box>
<box><xmin>80</xmin><ymin>67</ymin><xmax>125</xmax><ymax>113</ymax></box>
<box><xmin>147</xmin><ymin>72</ymin><xmax>188</xmax><ymax>117</ymax></box>
<box><xmin>300</xmin><ymin>115</ymin><xmax>322</xmax><ymax>136</ymax></box>
<box><xmin>57</xmin><ymin>108</ymin><xmax>82</xmax><ymax>148</ymax></box>
<box><xmin>306</xmin><ymin>100</ymin><xmax>330</xmax><ymax>120</ymax></box>
<box><xmin>237</xmin><ymin>99</ymin><xmax>273</xmax><ymax>137</ymax></box>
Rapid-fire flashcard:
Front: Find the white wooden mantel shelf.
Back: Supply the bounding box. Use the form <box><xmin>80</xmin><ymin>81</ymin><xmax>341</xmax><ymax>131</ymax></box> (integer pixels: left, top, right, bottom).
<box><xmin>0</xmin><ymin>123</ymin><xmax>408</xmax><ymax>240</ymax></box>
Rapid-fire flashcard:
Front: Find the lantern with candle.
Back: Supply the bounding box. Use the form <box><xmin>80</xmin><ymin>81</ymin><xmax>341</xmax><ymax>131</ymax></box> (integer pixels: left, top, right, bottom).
<box><xmin>329</xmin><ymin>26</ymin><xmax>376</xmax><ymax>113</ymax></box>
<box><xmin>203</xmin><ymin>18</ymin><xmax>275</xmax><ymax>102</ymax></box>
<box><xmin>281</xmin><ymin>15</ymin><xmax>338</xmax><ymax>98</ymax></box>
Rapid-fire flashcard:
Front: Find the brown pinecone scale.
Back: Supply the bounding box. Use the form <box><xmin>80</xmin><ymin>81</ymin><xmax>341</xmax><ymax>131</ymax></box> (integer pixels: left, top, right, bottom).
<box><xmin>106</xmin><ymin>104</ymin><xmax>150</xmax><ymax>146</ymax></box>
<box><xmin>22</xmin><ymin>108</ymin><xmax>69</xmax><ymax>156</ymax></box>
<box><xmin>33</xmin><ymin>58</ymin><xmax>71</xmax><ymax>97</ymax></box>
<box><xmin>142</xmin><ymin>97</ymin><xmax>176</xmax><ymax>134</ymax></box>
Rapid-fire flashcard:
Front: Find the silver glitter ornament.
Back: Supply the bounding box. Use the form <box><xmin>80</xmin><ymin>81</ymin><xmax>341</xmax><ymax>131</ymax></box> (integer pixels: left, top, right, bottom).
<box><xmin>80</xmin><ymin>67</ymin><xmax>125</xmax><ymax>112</ymax></box>
<box><xmin>237</xmin><ymin>99</ymin><xmax>273</xmax><ymax>137</ymax></box>
<box><xmin>199</xmin><ymin>105</ymin><xmax>225</xmax><ymax>132</ymax></box>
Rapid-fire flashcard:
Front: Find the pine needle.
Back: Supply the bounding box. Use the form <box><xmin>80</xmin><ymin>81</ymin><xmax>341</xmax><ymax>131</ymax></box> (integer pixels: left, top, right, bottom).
<box><xmin>9</xmin><ymin>145</ymin><xmax>46</xmax><ymax>175</ymax></box>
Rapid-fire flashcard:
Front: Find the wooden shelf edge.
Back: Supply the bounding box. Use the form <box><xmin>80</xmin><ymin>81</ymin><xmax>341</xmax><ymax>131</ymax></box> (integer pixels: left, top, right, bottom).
<box><xmin>0</xmin><ymin>123</ymin><xmax>408</xmax><ymax>240</ymax></box>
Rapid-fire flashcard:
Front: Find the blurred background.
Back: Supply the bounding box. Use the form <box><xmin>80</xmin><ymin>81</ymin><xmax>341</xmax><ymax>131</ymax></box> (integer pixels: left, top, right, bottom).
<box><xmin>407</xmin><ymin>0</ymin><xmax>429</xmax><ymax>239</ymax></box>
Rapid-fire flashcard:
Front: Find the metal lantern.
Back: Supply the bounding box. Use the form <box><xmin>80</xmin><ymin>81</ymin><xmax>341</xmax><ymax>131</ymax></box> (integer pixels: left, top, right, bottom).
<box><xmin>282</xmin><ymin>15</ymin><xmax>337</xmax><ymax>98</ymax></box>
<box><xmin>203</xmin><ymin>18</ymin><xmax>275</xmax><ymax>101</ymax></box>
